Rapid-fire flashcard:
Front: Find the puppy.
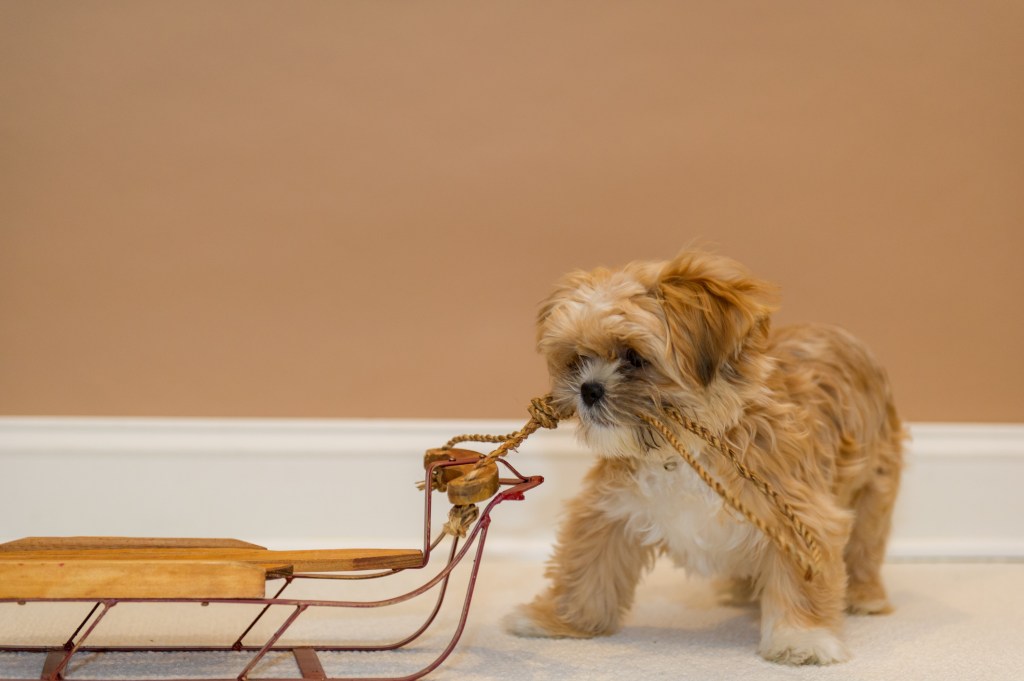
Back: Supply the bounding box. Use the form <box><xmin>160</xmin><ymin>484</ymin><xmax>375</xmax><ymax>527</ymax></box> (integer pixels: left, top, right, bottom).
<box><xmin>505</xmin><ymin>251</ymin><xmax>903</xmax><ymax>665</ymax></box>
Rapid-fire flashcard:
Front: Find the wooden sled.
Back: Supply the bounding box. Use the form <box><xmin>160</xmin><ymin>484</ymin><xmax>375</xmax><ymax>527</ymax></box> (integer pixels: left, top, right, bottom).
<box><xmin>0</xmin><ymin>451</ymin><xmax>544</xmax><ymax>681</ymax></box>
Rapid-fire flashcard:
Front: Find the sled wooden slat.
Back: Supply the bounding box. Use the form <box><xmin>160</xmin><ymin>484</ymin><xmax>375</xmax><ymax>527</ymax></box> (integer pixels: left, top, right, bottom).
<box><xmin>0</xmin><ymin>559</ymin><xmax>267</xmax><ymax>599</ymax></box>
<box><xmin>0</xmin><ymin>536</ymin><xmax>267</xmax><ymax>551</ymax></box>
<box><xmin>0</xmin><ymin>543</ymin><xmax>425</xmax><ymax>575</ymax></box>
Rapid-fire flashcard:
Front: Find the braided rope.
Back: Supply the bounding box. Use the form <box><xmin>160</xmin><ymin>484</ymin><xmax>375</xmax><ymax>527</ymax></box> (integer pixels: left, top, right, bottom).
<box><xmin>442</xmin><ymin>430</ymin><xmax>519</xmax><ymax>449</ymax></box>
<box><xmin>660</xmin><ymin>407</ymin><xmax>823</xmax><ymax>578</ymax></box>
<box><xmin>640</xmin><ymin>413</ymin><xmax>820</xmax><ymax>580</ymax></box>
<box><xmin>439</xmin><ymin>394</ymin><xmax>820</xmax><ymax>579</ymax></box>
<box><xmin>443</xmin><ymin>396</ymin><xmax>564</xmax><ymax>466</ymax></box>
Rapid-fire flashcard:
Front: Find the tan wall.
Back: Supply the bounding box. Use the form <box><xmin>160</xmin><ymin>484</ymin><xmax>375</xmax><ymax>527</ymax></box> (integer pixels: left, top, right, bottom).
<box><xmin>2</xmin><ymin>1</ymin><xmax>1022</xmax><ymax>422</ymax></box>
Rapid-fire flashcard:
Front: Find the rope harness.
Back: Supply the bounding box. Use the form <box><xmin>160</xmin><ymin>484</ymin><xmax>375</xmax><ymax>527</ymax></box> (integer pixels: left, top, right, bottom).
<box><xmin>431</xmin><ymin>395</ymin><xmax>822</xmax><ymax>580</ymax></box>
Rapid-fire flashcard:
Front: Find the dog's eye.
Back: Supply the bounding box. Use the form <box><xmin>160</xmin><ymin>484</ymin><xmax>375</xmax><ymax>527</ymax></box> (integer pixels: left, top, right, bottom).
<box><xmin>622</xmin><ymin>348</ymin><xmax>648</xmax><ymax>370</ymax></box>
<box><xmin>566</xmin><ymin>354</ymin><xmax>586</xmax><ymax>372</ymax></box>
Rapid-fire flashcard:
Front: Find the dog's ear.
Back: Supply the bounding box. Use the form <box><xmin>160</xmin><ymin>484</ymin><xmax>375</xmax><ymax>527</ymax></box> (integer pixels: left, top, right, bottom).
<box><xmin>655</xmin><ymin>252</ymin><xmax>778</xmax><ymax>386</ymax></box>
<box><xmin>536</xmin><ymin>269</ymin><xmax>608</xmax><ymax>342</ymax></box>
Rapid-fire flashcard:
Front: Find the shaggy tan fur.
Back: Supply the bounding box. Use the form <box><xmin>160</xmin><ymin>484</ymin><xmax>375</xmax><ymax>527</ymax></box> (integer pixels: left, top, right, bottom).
<box><xmin>505</xmin><ymin>251</ymin><xmax>904</xmax><ymax>665</ymax></box>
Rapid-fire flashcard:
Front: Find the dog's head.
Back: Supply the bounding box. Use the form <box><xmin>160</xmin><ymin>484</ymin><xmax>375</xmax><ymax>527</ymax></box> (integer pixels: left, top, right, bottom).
<box><xmin>537</xmin><ymin>251</ymin><xmax>778</xmax><ymax>457</ymax></box>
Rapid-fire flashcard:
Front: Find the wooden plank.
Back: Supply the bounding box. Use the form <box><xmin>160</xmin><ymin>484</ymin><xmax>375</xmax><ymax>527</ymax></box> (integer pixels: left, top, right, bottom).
<box><xmin>0</xmin><ymin>537</ymin><xmax>267</xmax><ymax>551</ymax></box>
<box><xmin>1</xmin><ymin>547</ymin><xmax>425</xmax><ymax>573</ymax></box>
<box><xmin>0</xmin><ymin>560</ymin><xmax>267</xmax><ymax>599</ymax></box>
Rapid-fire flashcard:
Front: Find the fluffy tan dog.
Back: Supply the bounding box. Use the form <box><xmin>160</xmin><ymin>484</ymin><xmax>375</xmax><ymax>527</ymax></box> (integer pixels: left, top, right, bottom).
<box><xmin>505</xmin><ymin>251</ymin><xmax>904</xmax><ymax>665</ymax></box>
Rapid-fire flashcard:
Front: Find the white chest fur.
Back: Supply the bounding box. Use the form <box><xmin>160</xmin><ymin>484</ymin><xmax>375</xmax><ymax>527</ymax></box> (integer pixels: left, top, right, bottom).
<box><xmin>597</xmin><ymin>448</ymin><xmax>766</xmax><ymax>578</ymax></box>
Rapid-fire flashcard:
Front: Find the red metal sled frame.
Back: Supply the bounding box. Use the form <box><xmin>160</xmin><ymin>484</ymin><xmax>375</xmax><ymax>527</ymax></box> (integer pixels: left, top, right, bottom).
<box><xmin>0</xmin><ymin>457</ymin><xmax>543</xmax><ymax>681</ymax></box>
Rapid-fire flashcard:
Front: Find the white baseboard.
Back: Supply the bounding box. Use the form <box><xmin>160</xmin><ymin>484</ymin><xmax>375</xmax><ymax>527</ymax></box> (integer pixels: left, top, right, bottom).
<box><xmin>1</xmin><ymin>418</ymin><xmax>1022</xmax><ymax>560</ymax></box>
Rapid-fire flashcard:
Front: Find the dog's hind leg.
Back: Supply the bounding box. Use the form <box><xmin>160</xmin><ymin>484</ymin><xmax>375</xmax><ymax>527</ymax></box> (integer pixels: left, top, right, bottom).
<box><xmin>714</xmin><ymin>576</ymin><xmax>757</xmax><ymax>607</ymax></box>
<box><xmin>843</xmin><ymin>433</ymin><xmax>902</xmax><ymax>614</ymax></box>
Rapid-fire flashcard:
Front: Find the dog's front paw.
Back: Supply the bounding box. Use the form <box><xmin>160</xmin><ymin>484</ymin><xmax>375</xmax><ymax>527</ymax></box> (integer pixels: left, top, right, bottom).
<box><xmin>502</xmin><ymin>601</ymin><xmax>606</xmax><ymax>639</ymax></box>
<box><xmin>502</xmin><ymin>604</ymin><xmax>555</xmax><ymax>638</ymax></box>
<box><xmin>758</xmin><ymin>626</ymin><xmax>850</xmax><ymax>666</ymax></box>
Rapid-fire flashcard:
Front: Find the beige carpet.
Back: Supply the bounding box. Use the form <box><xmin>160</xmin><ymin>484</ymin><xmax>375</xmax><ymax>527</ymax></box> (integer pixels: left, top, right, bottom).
<box><xmin>1</xmin><ymin>555</ymin><xmax>1022</xmax><ymax>680</ymax></box>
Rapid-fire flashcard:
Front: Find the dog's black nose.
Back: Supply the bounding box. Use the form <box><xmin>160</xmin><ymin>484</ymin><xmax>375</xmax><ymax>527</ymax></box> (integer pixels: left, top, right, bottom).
<box><xmin>580</xmin><ymin>381</ymin><xmax>605</xmax><ymax>407</ymax></box>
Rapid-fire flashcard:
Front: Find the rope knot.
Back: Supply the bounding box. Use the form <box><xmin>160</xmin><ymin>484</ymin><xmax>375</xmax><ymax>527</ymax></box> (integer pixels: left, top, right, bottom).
<box><xmin>527</xmin><ymin>395</ymin><xmax>564</xmax><ymax>430</ymax></box>
<box><xmin>442</xmin><ymin>504</ymin><xmax>479</xmax><ymax>537</ymax></box>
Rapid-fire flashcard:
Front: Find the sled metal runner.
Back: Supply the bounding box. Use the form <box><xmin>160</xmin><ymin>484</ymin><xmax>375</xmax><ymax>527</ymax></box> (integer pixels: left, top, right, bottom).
<box><xmin>0</xmin><ymin>456</ymin><xmax>543</xmax><ymax>681</ymax></box>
